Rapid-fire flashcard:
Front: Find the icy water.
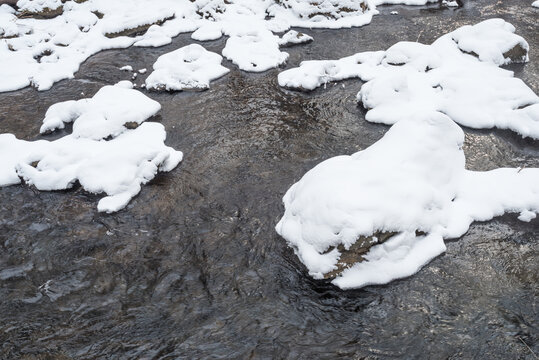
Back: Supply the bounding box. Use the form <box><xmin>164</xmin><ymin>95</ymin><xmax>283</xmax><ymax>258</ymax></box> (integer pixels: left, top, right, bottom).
<box><xmin>1</xmin><ymin>1</ymin><xmax>538</xmax><ymax>358</ymax></box>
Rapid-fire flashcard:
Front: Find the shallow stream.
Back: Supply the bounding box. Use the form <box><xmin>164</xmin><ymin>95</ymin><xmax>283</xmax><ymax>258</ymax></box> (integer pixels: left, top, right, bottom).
<box><xmin>0</xmin><ymin>1</ymin><xmax>537</xmax><ymax>358</ymax></box>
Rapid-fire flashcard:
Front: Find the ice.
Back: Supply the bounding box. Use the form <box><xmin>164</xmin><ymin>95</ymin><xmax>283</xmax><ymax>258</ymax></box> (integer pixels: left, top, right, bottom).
<box><xmin>280</xmin><ymin>19</ymin><xmax>539</xmax><ymax>139</ymax></box>
<box><xmin>0</xmin><ymin>82</ymin><xmax>182</xmax><ymax>213</ymax></box>
<box><xmin>145</xmin><ymin>44</ymin><xmax>229</xmax><ymax>91</ymax></box>
<box><xmin>276</xmin><ymin>112</ymin><xmax>539</xmax><ymax>288</ymax></box>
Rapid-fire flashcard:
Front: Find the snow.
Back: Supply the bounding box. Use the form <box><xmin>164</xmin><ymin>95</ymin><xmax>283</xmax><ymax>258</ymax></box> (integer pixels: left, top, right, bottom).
<box><xmin>222</xmin><ymin>26</ymin><xmax>289</xmax><ymax>72</ymax></box>
<box><xmin>120</xmin><ymin>65</ymin><xmax>133</xmax><ymax>71</ymax></box>
<box><xmin>518</xmin><ymin>210</ymin><xmax>537</xmax><ymax>222</ymax></box>
<box><xmin>145</xmin><ymin>44</ymin><xmax>229</xmax><ymax>91</ymax></box>
<box><xmin>0</xmin><ymin>0</ymin><xmax>380</xmax><ymax>93</ymax></box>
<box><xmin>40</xmin><ymin>81</ymin><xmax>161</xmax><ymax>139</ymax></box>
<box><xmin>16</xmin><ymin>0</ymin><xmax>62</xmax><ymax>13</ymax></box>
<box><xmin>0</xmin><ymin>82</ymin><xmax>182</xmax><ymax>213</ymax></box>
<box><xmin>191</xmin><ymin>22</ymin><xmax>222</xmax><ymax>41</ymax></box>
<box><xmin>533</xmin><ymin>1</ymin><xmax>539</xmax><ymax>8</ymax></box>
<box><xmin>442</xmin><ymin>0</ymin><xmax>459</xmax><ymax>7</ymax></box>
<box><xmin>266</xmin><ymin>0</ymin><xmax>376</xmax><ymax>29</ymax></box>
<box><xmin>374</xmin><ymin>0</ymin><xmax>437</xmax><ymax>4</ymax></box>
<box><xmin>133</xmin><ymin>25</ymin><xmax>173</xmax><ymax>48</ymax></box>
<box><xmin>276</xmin><ymin>112</ymin><xmax>539</xmax><ymax>289</ymax></box>
<box><xmin>279</xmin><ymin>30</ymin><xmax>313</xmax><ymax>47</ymax></box>
<box><xmin>279</xmin><ymin>19</ymin><xmax>539</xmax><ymax>139</ymax></box>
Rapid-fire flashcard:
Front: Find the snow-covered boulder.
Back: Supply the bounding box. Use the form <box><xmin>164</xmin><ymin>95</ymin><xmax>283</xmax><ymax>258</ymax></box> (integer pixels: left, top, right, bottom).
<box><xmin>0</xmin><ymin>82</ymin><xmax>182</xmax><ymax>213</ymax></box>
<box><xmin>222</xmin><ymin>26</ymin><xmax>289</xmax><ymax>72</ymax></box>
<box><xmin>40</xmin><ymin>81</ymin><xmax>161</xmax><ymax>139</ymax></box>
<box><xmin>276</xmin><ymin>112</ymin><xmax>539</xmax><ymax>289</ymax></box>
<box><xmin>279</xmin><ymin>19</ymin><xmax>539</xmax><ymax>139</ymax></box>
<box><xmin>145</xmin><ymin>44</ymin><xmax>229</xmax><ymax>91</ymax></box>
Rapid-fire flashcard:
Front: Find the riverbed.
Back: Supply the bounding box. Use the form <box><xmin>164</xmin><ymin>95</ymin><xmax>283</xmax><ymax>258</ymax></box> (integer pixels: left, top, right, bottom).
<box><xmin>0</xmin><ymin>0</ymin><xmax>538</xmax><ymax>358</ymax></box>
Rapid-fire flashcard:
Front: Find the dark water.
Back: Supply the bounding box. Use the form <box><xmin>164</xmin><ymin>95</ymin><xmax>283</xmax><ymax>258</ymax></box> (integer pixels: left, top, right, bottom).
<box><xmin>1</xmin><ymin>1</ymin><xmax>538</xmax><ymax>358</ymax></box>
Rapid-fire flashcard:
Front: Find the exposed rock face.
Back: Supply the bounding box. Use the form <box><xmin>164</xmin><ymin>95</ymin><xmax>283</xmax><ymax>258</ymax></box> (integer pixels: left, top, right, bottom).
<box><xmin>323</xmin><ymin>232</ymin><xmax>397</xmax><ymax>280</ymax></box>
<box><xmin>503</xmin><ymin>43</ymin><xmax>528</xmax><ymax>63</ymax></box>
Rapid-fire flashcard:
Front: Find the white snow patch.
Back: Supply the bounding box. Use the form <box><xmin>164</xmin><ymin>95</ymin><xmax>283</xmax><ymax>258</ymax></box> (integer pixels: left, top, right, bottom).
<box><xmin>276</xmin><ymin>112</ymin><xmax>539</xmax><ymax>289</ymax></box>
<box><xmin>279</xmin><ymin>30</ymin><xmax>313</xmax><ymax>47</ymax></box>
<box><xmin>0</xmin><ymin>0</ymin><xmax>382</xmax><ymax>92</ymax></box>
<box><xmin>40</xmin><ymin>81</ymin><xmax>160</xmax><ymax>139</ymax></box>
<box><xmin>442</xmin><ymin>0</ymin><xmax>459</xmax><ymax>7</ymax></box>
<box><xmin>222</xmin><ymin>26</ymin><xmax>289</xmax><ymax>72</ymax></box>
<box><xmin>0</xmin><ymin>83</ymin><xmax>182</xmax><ymax>213</ymax></box>
<box><xmin>119</xmin><ymin>65</ymin><xmax>133</xmax><ymax>72</ymax></box>
<box><xmin>279</xmin><ymin>19</ymin><xmax>539</xmax><ymax>139</ymax></box>
<box><xmin>518</xmin><ymin>210</ymin><xmax>536</xmax><ymax>222</ymax></box>
<box><xmin>532</xmin><ymin>1</ymin><xmax>539</xmax><ymax>8</ymax></box>
<box><xmin>145</xmin><ymin>44</ymin><xmax>229</xmax><ymax>91</ymax></box>
<box><xmin>133</xmin><ymin>25</ymin><xmax>172</xmax><ymax>48</ymax></box>
<box><xmin>16</xmin><ymin>0</ymin><xmax>62</xmax><ymax>13</ymax></box>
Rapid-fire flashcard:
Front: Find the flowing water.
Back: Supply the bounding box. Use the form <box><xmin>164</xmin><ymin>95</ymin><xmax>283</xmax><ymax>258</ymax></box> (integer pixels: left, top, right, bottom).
<box><xmin>0</xmin><ymin>1</ymin><xmax>538</xmax><ymax>358</ymax></box>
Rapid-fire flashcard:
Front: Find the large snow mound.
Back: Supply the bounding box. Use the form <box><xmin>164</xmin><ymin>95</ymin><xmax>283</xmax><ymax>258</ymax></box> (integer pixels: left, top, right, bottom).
<box><xmin>276</xmin><ymin>112</ymin><xmax>539</xmax><ymax>289</ymax></box>
<box><xmin>0</xmin><ymin>82</ymin><xmax>182</xmax><ymax>213</ymax></box>
<box><xmin>279</xmin><ymin>19</ymin><xmax>539</xmax><ymax>139</ymax></box>
<box><xmin>145</xmin><ymin>44</ymin><xmax>229</xmax><ymax>91</ymax></box>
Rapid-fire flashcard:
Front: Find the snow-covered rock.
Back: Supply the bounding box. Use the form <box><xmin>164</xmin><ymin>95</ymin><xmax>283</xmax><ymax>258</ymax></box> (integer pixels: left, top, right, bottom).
<box><xmin>40</xmin><ymin>81</ymin><xmax>161</xmax><ymax>139</ymax></box>
<box><xmin>279</xmin><ymin>19</ymin><xmax>539</xmax><ymax>139</ymax></box>
<box><xmin>145</xmin><ymin>44</ymin><xmax>229</xmax><ymax>91</ymax></box>
<box><xmin>16</xmin><ymin>0</ymin><xmax>63</xmax><ymax>14</ymax></box>
<box><xmin>0</xmin><ymin>0</ymin><xmax>376</xmax><ymax>92</ymax></box>
<box><xmin>279</xmin><ymin>30</ymin><xmax>313</xmax><ymax>47</ymax></box>
<box><xmin>267</xmin><ymin>0</ymin><xmax>376</xmax><ymax>29</ymax></box>
<box><xmin>442</xmin><ymin>0</ymin><xmax>459</xmax><ymax>7</ymax></box>
<box><xmin>223</xmin><ymin>26</ymin><xmax>289</xmax><ymax>72</ymax></box>
<box><xmin>0</xmin><ymin>82</ymin><xmax>182</xmax><ymax>213</ymax></box>
<box><xmin>276</xmin><ymin>112</ymin><xmax>539</xmax><ymax>289</ymax></box>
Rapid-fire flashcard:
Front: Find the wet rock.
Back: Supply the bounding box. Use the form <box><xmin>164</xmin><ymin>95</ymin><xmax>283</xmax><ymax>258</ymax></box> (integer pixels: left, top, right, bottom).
<box><xmin>18</xmin><ymin>6</ymin><xmax>64</xmax><ymax>20</ymax></box>
<box><xmin>503</xmin><ymin>43</ymin><xmax>528</xmax><ymax>63</ymax></box>
<box><xmin>323</xmin><ymin>232</ymin><xmax>397</xmax><ymax>279</ymax></box>
<box><xmin>123</xmin><ymin>121</ymin><xmax>139</xmax><ymax>130</ymax></box>
<box><xmin>105</xmin><ymin>16</ymin><xmax>174</xmax><ymax>38</ymax></box>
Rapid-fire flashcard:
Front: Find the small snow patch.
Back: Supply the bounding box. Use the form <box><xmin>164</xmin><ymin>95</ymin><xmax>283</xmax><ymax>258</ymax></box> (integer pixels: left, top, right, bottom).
<box><xmin>145</xmin><ymin>44</ymin><xmax>229</xmax><ymax>91</ymax></box>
